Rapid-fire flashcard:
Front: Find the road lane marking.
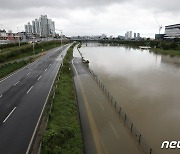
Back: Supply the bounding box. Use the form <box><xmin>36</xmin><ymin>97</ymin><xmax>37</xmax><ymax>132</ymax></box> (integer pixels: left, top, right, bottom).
<box><xmin>0</xmin><ymin>95</ymin><xmax>2</xmax><ymax>98</ymax></box>
<box><xmin>3</xmin><ymin>107</ymin><xmax>16</xmax><ymax>123</ymax></box>
<box><xmin>109</xmin><ymin>122</ymin><xmax>119</xmax><ymax>139</ymax></box>
<box><xmin>26</xmin><ymin>45</ymin><xmax>66</xmax><ymax>154</ymax></box>
<box><xmin>72</xmin><ymin>58</ymin><xmax>105</xmax><ymax>154</ymax></box>
<box><xmin>14</xmin><ymin>81</ymin><xmax>20</xmax><ymax>86</ymax></box>
<box><xmin>44</xmin><ymin>68</ymin><xmax>47</xmax><ymax>72</ymax></box>
<box><xmin>27</xmin><ymin>86</ymin><xmax>33</xmax><ymax>94</ymax></box>
<box><xmin>37</xmin><ymin>76</ymin><xmax>42</xmax><ymax>81</ymax></box>
<box><xmin>99</xmin><ymin>103</ymin><xmax>105</xmax><ymax>111</ymax></box>
<box><xmin>27</xmin><ymin>72</ymin><xmax>30</xmax><ymax>76</ymax></box>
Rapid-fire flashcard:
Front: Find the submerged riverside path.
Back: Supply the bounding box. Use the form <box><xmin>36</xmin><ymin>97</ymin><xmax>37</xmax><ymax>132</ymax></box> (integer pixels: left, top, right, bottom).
<box><xmin>72</xmin><ymin>53</ymin><xmax>142</xmax><ymax>153</ymax></box>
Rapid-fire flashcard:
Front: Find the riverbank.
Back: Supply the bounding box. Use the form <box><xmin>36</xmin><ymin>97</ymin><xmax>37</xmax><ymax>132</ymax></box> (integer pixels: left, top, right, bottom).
<box><xmin>151</xmin><ymin>48</ymin><xmax>180</xmax><ymax>57</ymax></box>
<box><xmin>41</xmin><ymin>44</ymin><xmax>84</xmax><ymax>153</ymax></box>
<box><xmin>99</xmin><ymin>40</ymin><xmax>180</xmax><ymax>57</ymax></box>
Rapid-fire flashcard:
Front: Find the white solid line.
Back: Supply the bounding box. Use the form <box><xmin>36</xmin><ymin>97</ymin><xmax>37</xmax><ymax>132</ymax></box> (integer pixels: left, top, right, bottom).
<box><xmin>27</xmin><ymin>86</ymin><xmax>33</xmax><ymax>94</ymax></box>
<box><xmin>27</xmin><ymin>72</ymin><xmax>30</xmax><ymax>76</ymax></box>
<box><xmin>14</xmin><ymin>81</ymin><xmax>20</xmax><ymax>86</ymax></box>
<box><xmin>3</xmin><ymin>107</ymin><xmax>16</xmax><ymax>123</ymax></box>
<box><xmin>109</xmin><ymin>122</ymin><xmax>119</xmax><ymax>139</ymax></box>
<box><xmin>26</xmin><ymin>44</ymin><xmax>69</xmax><ymax>154</ymax></box>
<box><xmin>0</xmin><ymin>95</ymin><xmax>2</xmax><ymax>98</ymax></box>
<box><xmin>37</xmin><ymin>76</ymin><xmax>42</xmax><ymax>81</ymax></box>
<box><xmin>44</xmin><ymin>68</ymin><xmax>47</xmax><ymax>72</ymax></box>
<box><xmin>0</xmin><ymin>59</ymin><xmax>38</xmax><ymax>83</ymax></box>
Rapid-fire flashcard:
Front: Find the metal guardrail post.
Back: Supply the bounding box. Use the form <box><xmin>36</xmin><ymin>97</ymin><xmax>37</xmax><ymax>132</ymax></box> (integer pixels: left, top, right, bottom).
<box><xmin>119</xmin><ymin>107</ymin><xmax>121</xmax><ymax>116</ymax></box>
<box><xmin>139</xmin><ymin>134</ymin><xmax>142</xmax><ymax>144</ymax></box>
<box><xmin>81</xmin><ymin>62</ymin><xmax>154</xmax><ymax>154</ymax></box>
<box><xmin>131</xmin><ymin>123</ymin><xmax>133</xmax><ymax>132</ymax></box>
<box><xmin>124</xmin><ymin>114</ymin><xmax>127</xmax><ymax>126</ymax></box>
<box><xmin>150</xmin><ymin>148</ymin><xmax>152</xmax><ymax>154</ymax></box>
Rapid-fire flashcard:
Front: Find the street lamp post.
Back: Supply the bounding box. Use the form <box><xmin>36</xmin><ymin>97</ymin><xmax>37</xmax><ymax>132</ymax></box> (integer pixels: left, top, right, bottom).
<box><xmin>61</xmin><ymin>30</ymin><xmax>62</xmax><ymax>46</ymax></box>
<box><xmin>17</xmin><ymin>26</ymin><xmax>22</xmax><ymax>47</ymax></box>
<box><xmin>55</xmin><ymin>29</ymin><xmax>63</xmax><ymax>46</ymax></box>
<box><xmin>32</xmin><ymin>37</ymin><xmax>35</xmax><ymax>54</ymax></box>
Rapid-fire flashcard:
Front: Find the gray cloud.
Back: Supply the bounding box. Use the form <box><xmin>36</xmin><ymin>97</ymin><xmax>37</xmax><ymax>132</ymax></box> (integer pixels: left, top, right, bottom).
<box><xmin>0</xmin><ymin>0</ymin><xmax>180</xmax><ymax>37</ymax></box>
<box><xmin>0</xmin><ymin>0</ymin><xmax>127</xmax><ymax>10</ymax></box>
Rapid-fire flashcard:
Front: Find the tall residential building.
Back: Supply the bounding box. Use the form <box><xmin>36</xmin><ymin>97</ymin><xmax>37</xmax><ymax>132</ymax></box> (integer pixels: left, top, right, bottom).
<box><xmin>134</xmin><ymin>33</ymin><xmax>136</xmax><ymax>39</ymax></box>
<box><xmin>35</xmin><ymin>19</ymin><xmax>40</xmax><ymax>35</ymax></box>
<box><xmin>32</xmin><ymin>21</ymin><xmax>36</xmax><ymax>34</ymax></box>
<box><xmin>39</xmin><ymin>15</ymin><xmax>49</xmax><ymax>37</ymax></box>
<box><xmin>129</xmin><ymin>31</ymin><xmax>132</xmax><ymax>39</ymax></box>
<box><xmin>27</xmin><ymin>22</ymin><xmax>32</xmax><ymax>33</ymax></box>
<box><xmin>137</xmin><ymin>33</ymin><xmax>140</xmax><ymax>38</ymax></box>
<box><xmin>24</xmin><ymin>15</ymin><xmax>56</xmax><ymax>37</ymax></box>
<box><xmin>48</xmin><ymin>19</ymin><xmax>55</xmax><ymax>37</ymax></box>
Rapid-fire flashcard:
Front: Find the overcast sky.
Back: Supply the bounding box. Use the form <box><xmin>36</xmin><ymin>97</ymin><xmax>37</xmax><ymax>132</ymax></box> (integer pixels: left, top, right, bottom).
<box><xmin>0</xmin><ymin>0</ymin><xmax>180</xmax><ymax>38</ymax></box>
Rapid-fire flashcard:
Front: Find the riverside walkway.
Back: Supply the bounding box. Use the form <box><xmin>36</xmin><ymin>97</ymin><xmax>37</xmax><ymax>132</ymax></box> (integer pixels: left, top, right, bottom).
<box><xmin>72</xmin><ymin>49</ymin><xmax>142</xmax><ymax>154</ymax></box>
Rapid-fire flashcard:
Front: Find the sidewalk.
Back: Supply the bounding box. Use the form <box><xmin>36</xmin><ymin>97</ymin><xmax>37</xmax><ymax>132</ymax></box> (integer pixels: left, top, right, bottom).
<box><xmin>72</xmin><ymin>55</ymin><xmax>142</xmax><ymax>154</ymax></box>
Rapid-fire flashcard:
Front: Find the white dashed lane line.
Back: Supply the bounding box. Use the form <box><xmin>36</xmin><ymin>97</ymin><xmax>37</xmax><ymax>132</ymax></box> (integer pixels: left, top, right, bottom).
<box><xmin>3</xmin><ymin>107</ymin><xmax>16</xmax><ymax>123</ymax></box>
<box><xmin>27</xmin><ymin>86</ymin><xmax>33</xmax><ymax>94</ymax></box>
<box><xmin>109</xmin><ymin>122</ymin><xmax>119</xmax><ymax>139</ymax></box>
<box><xmin>37</xmin><ymin>76</ymin><xmax>42</xmax><ymax>81</ymax></box>
<box><xmin>27</xmin><ymin>72</ymin><xmax>30</xmax><ymax>76</ymax></box>
<box><xmin>14</xmin><ymin>81</ymin><xmax>20</xmax><ymax>86</ymax></box>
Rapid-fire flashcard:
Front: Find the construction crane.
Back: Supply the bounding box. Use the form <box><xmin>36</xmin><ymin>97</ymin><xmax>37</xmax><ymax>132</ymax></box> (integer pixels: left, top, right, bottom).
<box><xmin>154</xmin><ymin>16</ymin><xmax>162</xmax><ymax>34</ymax></box>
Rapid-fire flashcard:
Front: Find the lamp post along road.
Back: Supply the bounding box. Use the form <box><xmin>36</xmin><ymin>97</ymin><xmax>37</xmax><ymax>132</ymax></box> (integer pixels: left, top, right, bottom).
<box><xmin>55</xmin><ymin>29</ymin><xmax>63</xmax><ymax>46</ymax></box>
<box><xmin>61</xmin><ymin>30</ymin><xmax>62</xmax><ymax>46</ymax></box>
<box><xmin>17</xmin><ymin>26</ymin><xmax>22</xmax><ymax>47</ymax></box>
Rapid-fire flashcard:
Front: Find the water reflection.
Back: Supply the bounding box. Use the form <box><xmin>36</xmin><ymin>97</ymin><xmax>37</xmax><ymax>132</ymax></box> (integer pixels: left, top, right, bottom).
<box><xmin>76</xmin><ymin>43</ymin><xmax>180</xmax><ymax>154</ymax></box>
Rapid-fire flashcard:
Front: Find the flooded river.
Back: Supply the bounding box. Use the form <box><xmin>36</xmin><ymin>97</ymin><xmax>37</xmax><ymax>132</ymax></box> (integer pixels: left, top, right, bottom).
<box><xmin>74</xmin><ymin>43</ymin><xmax>180</xmax><ymax>154</ymax></box>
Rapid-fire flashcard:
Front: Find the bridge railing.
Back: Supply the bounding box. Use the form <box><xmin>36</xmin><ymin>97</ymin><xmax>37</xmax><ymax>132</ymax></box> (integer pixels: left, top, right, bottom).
<box><xmin>83</xmin><ymin>64</ymin><xmax>154</xmax><ymax>154</ymax></box>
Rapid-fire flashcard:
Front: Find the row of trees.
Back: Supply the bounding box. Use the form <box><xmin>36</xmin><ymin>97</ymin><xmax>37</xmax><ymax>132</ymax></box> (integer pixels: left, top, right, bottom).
<box><xmin>0</xmin><ymin>40</ymin><xmax>69</xmax><ymax>63</ymax></box>
<box><xmin>99</xmin><ymin>39</ymin><xmax>180</xmax><ymax>50</ymax></box>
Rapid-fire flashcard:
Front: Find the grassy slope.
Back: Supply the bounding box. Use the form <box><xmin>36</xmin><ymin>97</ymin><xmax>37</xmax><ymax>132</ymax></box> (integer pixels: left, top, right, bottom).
<box><xmin>0</xmin><ymin>42</ymin><xmax>67</xmax><ymax>80</ymax></box>
<box><xmin>0</xmin><ymin>61</ymin><xmax>29</xmax><ymax>79</ymax></box>
<box><xmin>151</xmin><ymin>48</ymin><xmax>180</xmax><ymax>57</ymax></box>
<box><xmin>0</xmin><ymin>42</ymin><xmax>64</xmax><ymax>63</ymax></box>
<box><xmin>41</xmin><ymin>45</ymin><xmax>84</xmax><ymax>154</ymax></box>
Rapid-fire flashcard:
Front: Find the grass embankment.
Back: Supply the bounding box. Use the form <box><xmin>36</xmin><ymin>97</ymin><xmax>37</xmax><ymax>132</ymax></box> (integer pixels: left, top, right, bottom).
<box><xmin>0</xmin><ymin>60</ymin><xmax>29</xmax><ymax>79</ymax></box>
<box><xmin>41</xmin><ymin>44</ymin><xmax>84</xmax><ymax>154</ymax></box>
<box><xmin>0</xmin><ymin>40</ymin><xmax>69</xmax><ymax>80</ymax></box>
<box><xmin>0</xmin><ymin>40</ymin><xmax>69</xmax><ymax>63</ymax></box>
<box><xmin>151</xmin><ymin>48</ymin><xmax>180</xmax><ymax>57</ymax></box>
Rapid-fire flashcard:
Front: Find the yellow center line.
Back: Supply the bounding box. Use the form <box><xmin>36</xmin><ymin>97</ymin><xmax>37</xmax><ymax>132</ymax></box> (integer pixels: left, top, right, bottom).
<box><xmin>72</xmin><ymin>58</ymin><xmax>105</xmax><ymax>154</ymax></box>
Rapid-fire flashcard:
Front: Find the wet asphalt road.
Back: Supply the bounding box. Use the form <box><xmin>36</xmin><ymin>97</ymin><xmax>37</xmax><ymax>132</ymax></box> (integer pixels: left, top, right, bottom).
<box><xmin>72</xmin><ymin>54</ymin><xmax>141</xmax><ymax>154</ymax></box>
<box><xmin>0</xmin><ymin>44</ymin><xmax>70</xmax><ymax>154</ymax></box>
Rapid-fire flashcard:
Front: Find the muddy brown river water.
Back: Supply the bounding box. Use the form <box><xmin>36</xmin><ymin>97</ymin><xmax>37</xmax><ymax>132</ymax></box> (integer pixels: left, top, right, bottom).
<box><xmin>74</xmin><ymin>43</ymin><xmax>180</xmax><ymax>154</ymax></box>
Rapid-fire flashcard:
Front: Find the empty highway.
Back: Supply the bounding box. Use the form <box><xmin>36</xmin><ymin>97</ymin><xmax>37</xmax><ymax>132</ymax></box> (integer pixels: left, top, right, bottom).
<box><xmin>0</xmin><ymin>44</ymin><xmax>71</xmax><ymax>154</ymax></box>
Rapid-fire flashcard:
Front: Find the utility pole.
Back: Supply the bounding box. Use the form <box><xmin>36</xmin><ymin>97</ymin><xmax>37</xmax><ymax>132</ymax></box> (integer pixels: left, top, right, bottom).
<box><xmin>32</xmin><ymin>36</ymin><xmax>35</xmax><ymax>53</ymax></box>
<box><xmin>61</xmin><ymin>30</ymin><xmax>63</xmax><ymax>46</ymax></box>
<box><xmin>17</xmin><ymin>26</ymin><xmax>22</xmax><ymax>47</ymax></box>
<box><xmin>55</xmin><ymin>29</ymin><xmax>63</xmax><ymax>46</ymax></box>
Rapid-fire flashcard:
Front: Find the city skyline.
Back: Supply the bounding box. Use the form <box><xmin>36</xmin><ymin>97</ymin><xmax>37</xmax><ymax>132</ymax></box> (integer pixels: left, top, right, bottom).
<box><xmin>0</xmin><ymin>0</ymin><xmax>180</xmax><ymax>37</ymax></box>
<box><xmin>25</xmin><ymin>15</ymin><xmax>55</xmax><ymax>37</ymax></box>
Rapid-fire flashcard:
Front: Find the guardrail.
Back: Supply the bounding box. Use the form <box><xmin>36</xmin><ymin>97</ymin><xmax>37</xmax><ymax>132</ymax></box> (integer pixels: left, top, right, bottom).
<box><xmin>82</xmin><ymin>62</ymin><xmax>154</xmax><ymax>154</ymax></box>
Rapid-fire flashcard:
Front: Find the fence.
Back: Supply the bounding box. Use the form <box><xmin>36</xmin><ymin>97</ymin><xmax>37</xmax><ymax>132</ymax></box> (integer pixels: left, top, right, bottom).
<box><xmin>82</xmin><ymin>63</ymin><xmax>154</xmax><ymax>154</ymax></box>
